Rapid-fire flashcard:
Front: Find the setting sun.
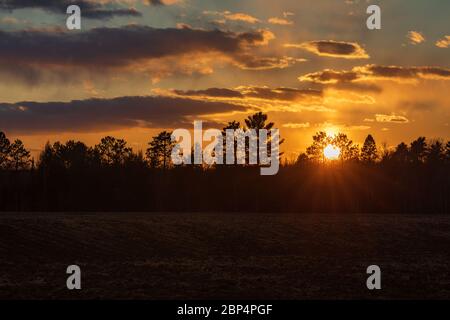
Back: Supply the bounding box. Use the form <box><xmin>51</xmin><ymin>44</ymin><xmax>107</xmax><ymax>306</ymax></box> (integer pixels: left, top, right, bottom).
<box><xmin>324</xmin><ymin>144</ymin><xmax>341</xmax><ymax>160</ymax></box>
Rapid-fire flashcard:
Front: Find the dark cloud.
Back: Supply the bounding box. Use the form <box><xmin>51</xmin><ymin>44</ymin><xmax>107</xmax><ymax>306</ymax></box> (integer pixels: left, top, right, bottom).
<box><xmin>241</xmin><ymin>86</ymin><xmax>322</xmax><ymax>101</ymax></box>
<box><xmin>315</xmin><ymin>41</ymin><xmax>358</xmax><ymax>55</ymax></box>
<box><xmin>285</xmin><ymin>40</ymin><xmax>369</xmax><ymax>59</ymax></box>
<box><xmin>300</xmin><ymin>65</ymin><xmax>450</xmax><ymax>84</ymax></box>
<box><xmin>147</xmin><ymin>0</ymin><xmax>164</xmax><ymax>5</ymax></box>
<box><xmin>174</xmin><ymin>88</ymin><xmax>244</xmax><ymax>98</ymax></box>
<box><xmin>365</xmin><ymin>65</ymin><xmax>450</xmax><ymax>79</ymax></box>
<box><xmin>174</xmin><ymin>86</ymin><xmax>322</xmax><ymax>101</ymax></box>
<box><xmin>0</xmin><ymin>0</ymin><xmax>142</xmax><ymax>19</ymax></box>
<box><xmin>0</xmin><ymin>95</ymin><xmax>248</xmax><ymax>134</ymax></box>
<box><xmin>0</xmin><ymin>25</ymin><xmax>282</xmax><ymax>81</ymax></box>
<box><xmin>82</xmin><ymin>7</ymin><xmax>142</xmax><ymax>19</ymax></box>
<box><xmin>233</xmin><ymin>54</ymin><xmax>298</xmax><ymax>70</ymax></box>
<box><xmin>299</xmin><ymin>69</ymin><xmax>359</xmax><ymax>84</ymax></box>
<box><xmin>365</xmin><ymin>65</ymin><xmax>418</xmax><ymax>78</ymax></box>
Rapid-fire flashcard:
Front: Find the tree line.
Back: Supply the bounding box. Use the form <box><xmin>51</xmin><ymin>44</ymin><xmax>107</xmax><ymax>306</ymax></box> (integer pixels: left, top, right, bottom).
<box><xmin>299</xmin><ymin>132</ymin><xmax>450</xmax><ymax>165</ymax></box>
<box><xmin>0</xmin><ymin>112</ymin><xmax>449</xmax><ymax>213</ymax></box>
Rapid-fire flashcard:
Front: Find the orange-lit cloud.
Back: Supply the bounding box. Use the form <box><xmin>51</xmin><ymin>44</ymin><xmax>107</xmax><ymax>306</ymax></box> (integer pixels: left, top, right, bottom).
<box><xmin>268</xmin><ymin>17</ymin><xmax>293</xmax><ymax>26</ymax></box>
<box><xmin>436</xmin><ymin>36</ymin><xmax>450</xmax><ymax>48</ymax></box>
<box><xmin>283</xmin><ymin>122</ymin><xmax>310</xmax><ymax>129</ymax></box>
<box><xmin>203</xmin><ymin>11</ymin><xmax>260</xmax><ymax>24</ymax></box>
<box><xmin>374</xmin><ymin>114</ymin><xmax>410</xmax><ymax>124</ymax></box>
<box><xmin>174</xmin><ymin>86</ymin><xmax>322</xmax><ymax>102</ymax></box>
<box><xmin>224</xmin><ymin>12</ymin><xmax>260</xmax><ymax>24</ymax></box>
<box><xmin>407</xmin><ymin>31</ymin><xmax>425</xmax><ymax>45</ymax></box>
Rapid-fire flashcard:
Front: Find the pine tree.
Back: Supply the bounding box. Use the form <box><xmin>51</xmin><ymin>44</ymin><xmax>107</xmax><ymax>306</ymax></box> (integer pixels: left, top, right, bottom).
<box><xmin>361</xmin><ymin>134</ymin><xmax>378</xmax><ymax>163</ymax></box>
<box><xmin>0</xmin><ymin>132</ymin><xmax>11</xmax><ymax>169</ymax></box>
<box><xmin>409</xmin><ymin>137</ymin><xmax>427</xmax><ymax>164</ymax></box>
<box><xmin>306</xmin><ymin>131</ymin><xmax>330</xmax><ymax>162</ymax></box>
<box><xmin>94</xmin><ymin>136</ymin><xmax>132</xmax><ymax>166</ymax></box>
<box><xmin>332</xmin><ymin>133</ymin><xmax>359</xmax><ymax>162</ymax></box>
<box><xmin>146</xmin><ymin>131</ymin><xmax>175</xmax><ymax>169</ymax></box>
<box><xmin>9</xmin><ymin>139</ymin><xmax>31</xmax><ymax>170</ymax></box>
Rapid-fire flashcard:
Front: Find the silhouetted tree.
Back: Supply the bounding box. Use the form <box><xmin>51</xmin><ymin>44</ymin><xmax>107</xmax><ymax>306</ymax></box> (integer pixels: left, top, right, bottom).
<box><xmin>245</xmin><ymin>112</ymin><xmax>274</xmax><ymax>131</ymax></box>
<box><xmin>332</xmin><ymin>133</ymin><xmax>359</xmax><ymax>162</ymax></box>
<box><xmin>410</xmin><ymin>137</ymin><xmax>427</xmax><ymax>164</ymax></box>
<box><xmin>125</xmin><ymin>150</ymin><xmax>147</xmax><ymax>169</ymax></box>
<box><xmin>40</xmin><ymin>140</ymin><xmax>96</xmax><ymax>170</ymax></box>
<box><xmin>361</xmin><ymin>134</ymin><xmax>378</xmax><ymax>163</ymax></box>
<box><xmin>223</xmin><ymin>121</ymin><xmax>241</xmax><ymax>132</ymax></box>
<box><xmin>427</xmin><ymin>140</ymin><xmax>445</xmax><ymax>164</ymax></box>
<box><xmin>245</xmin><ymin>112</ymin><xmax>275</xmax><ymax>163</ymax></box>
<box><xmin>95</xmin><ymin>136</ymin><xmax>132</xmax><ymax>167</ymax></box>
<box><xmin>0</xmin><ymin>132</ymin><xmax>11</xmax><ymax>169</ymax></box>
<box><xmin>222</xmin><ymin>121</ymin><xmax>241</xmax><ymax>164</ymax></box>
<box><xmin>0</xmin><ymin>130</ymin><xmax>449</xmax><ymax>214</ymax></box>
<box><xmin>306</xmin><ymin>131</ymin><xmax>330</xmax><ymax>162</ymax></box>
<box><xmin>9</xmin><ymin>139</ymin><xmax>31</xmax><ymax>171</ymax></box>
<box><xmin>39</xmin><ymin>142</ymin><xmax>57</xmax><ymax>170</ymax></box>
<box><xmin>380</xmin><ymin>142</ymin><xmax>391</xmax><ymax>163</ymax></box>
<box><xmin>392</xmin><ymin>142</ymin><xmax>409</xmax><ymax>163</ymax></box>
<box><xmin>446</xmin><ymin>141</ymin><xmax>450</xmax><ymax>163</ymax></box>
<box><xmin>296</xmin><ymin>152</ymin><xmax>309</xmax><ymax>165</ymax></box>
<box><xmin>146</xmin><ymin>131</ymin><xmax>175</xmax><ymax>169</ymax></box>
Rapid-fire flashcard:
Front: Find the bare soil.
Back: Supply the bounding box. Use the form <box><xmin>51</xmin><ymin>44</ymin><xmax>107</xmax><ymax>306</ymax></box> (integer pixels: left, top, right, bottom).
<box><xmin>0</xmin><ymin>213</ymin><xmax>449</xmax><ymax>299</ymax></box>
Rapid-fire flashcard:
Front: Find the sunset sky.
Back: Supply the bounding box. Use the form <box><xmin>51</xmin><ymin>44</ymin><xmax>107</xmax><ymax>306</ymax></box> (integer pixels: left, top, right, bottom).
<box><xmin>0</xmin><ymin>0</ymin><xmax>449</xmax><ymax>160</ymax></box>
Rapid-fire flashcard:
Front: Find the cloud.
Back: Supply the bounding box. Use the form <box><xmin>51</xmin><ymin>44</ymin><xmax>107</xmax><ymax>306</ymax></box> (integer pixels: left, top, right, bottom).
<box><xmin>224</xmin><ymin>12</ymin><xmax>260</xmax><ymax>24</ymax></box>
<box><xmin>357</xmin><ymin>65</ymin><xmax>450</xmax><ymax>81</ymax></box>
<box><xmin>171</xmin><ymin>85</ymin><xmax>328</xmax><ymax>114</ymax></box>
<box><xmin>174</xmin><ymin>86</ymin><xmax>322</xmax><ymax>102</ymax></box>
<box><xmin>282</xmin><ymin>122</ymin><xmax>310</xmax><ymax>129</ymax></box>
<box><xmin>0</xmin><ymin>0</ymin><xmax>143</xmax><ymax>19</ymax></box>
<box><xmin>268</xmin><ymin>17</ymin><xmax>293</xmax><ymax>26</ymax></box>
<box><xmin>233</xmin><ymin>55</ymin><xmax>301</xmax><ymax>70</ymax></box>
<box><xmin>374</xmin><ymin>114</ymin><xmax>410</xmax><ymax>123</ymax></box>
<box><xmin>238</xmin><ymin>86</ymin><xmax>322</xmax><ymax>101</ymax></box>
<box><xmin>436</xmin><ymin>36</ymin><xmax>450</xmax><ymax>48</ymax></box>
<box><xmin>174</xmin><ymin>88</ymin><xmax>244</xmax><ymax>98</ymax></box>
<box><xmin>203</xmin><ymin>10</ymin><xmax>260</xmax><ymax>24</ymax></box>
<box><xmin>407</xmin><ymin>31</ymin><xmax>425</xmax><ymax>45</ymax></box>
<box><xmin>0</xmin><ymin>25</ymin><xmax>288</xmax><ymax>84</ymax></box>
<box><xmin>285</xmin><ymin>40</ymin><xmax>369</xmax><ymax>59</ymax></box>
<box><xmin>0</xmin><ymin>95</ymin><xmax>248</xmax><ymax>134</ymax></box>
<box><xmin>324</xmin><ymin>89</ymin><xmax>376</xmax><ymax>105</ymax></box>
<box><xmin>299</xmin><ymin>69</ymin><xmax>358</xmax><ymax>84</ymax></box>
<box><xmin>1</xmin><ymin>26</ymin><xmax>273</xmax><ymax>67</ymax></box>
<box><xmin>299</xmin><ymin>65</ymin><xmax>450</xmax><ymax>84</ymax></box>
